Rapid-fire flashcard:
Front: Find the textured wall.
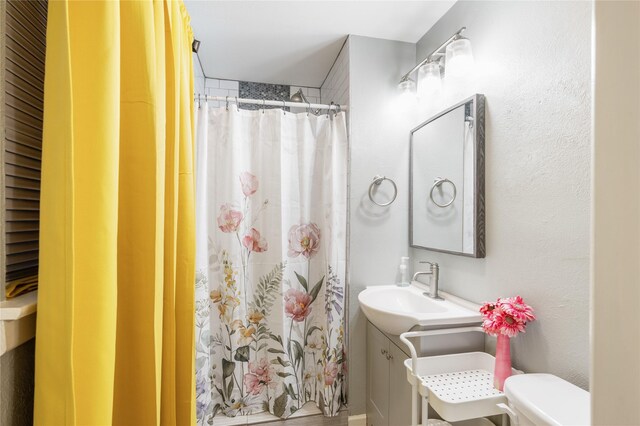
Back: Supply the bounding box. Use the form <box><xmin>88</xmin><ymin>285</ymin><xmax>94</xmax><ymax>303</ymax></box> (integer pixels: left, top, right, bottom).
<box><xmin>347</xmin><ymin>35</ymin><xmax>416</xmax><ymax>415</ymax></box>
<box><xmin>0</xmin><ymin>339</ymin><xmax>35</xmax><ymax>426</ymax></box>
<box><xmin>411</xmin><ymin>1</ymin><xmax>592</xmax><ymax>389</ymax></box>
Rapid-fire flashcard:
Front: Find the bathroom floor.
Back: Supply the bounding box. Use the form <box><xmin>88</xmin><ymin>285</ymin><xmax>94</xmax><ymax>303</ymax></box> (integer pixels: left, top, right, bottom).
<box><xmin>254</xmin><ymin>411</ymin><xmax>348</xmax><ymax>426</ymax></box>
<box><xmin>212</xmin><ymin>403</ymin><xmax>348</xmax><ymax>426</ymax></box>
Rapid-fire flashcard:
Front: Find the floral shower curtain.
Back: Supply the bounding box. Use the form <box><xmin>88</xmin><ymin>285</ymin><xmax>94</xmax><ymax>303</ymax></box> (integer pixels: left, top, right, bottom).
<box><xmin>195</xmin><ymin>105</ymin><xmax>348</xmax><ymax>423</ymax></box>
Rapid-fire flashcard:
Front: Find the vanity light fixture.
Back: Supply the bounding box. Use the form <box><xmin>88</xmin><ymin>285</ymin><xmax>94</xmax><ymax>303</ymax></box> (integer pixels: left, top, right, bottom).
<box><xmin>417</xmin><ymin>61</ymin><xmax>442</xmax><ymax>99</ymax></box>
<box><xmin>398</xmin><ymin>27</ymin><xmax>473</xmax><ymax>94</ymax></box>
<box><xmin>445</xmin><ymin>37</ymin><xmax>474</xmax><ymax>78</ymax></box>
<box><xmin>398</xmin><ymin>75</ymin><xmax>416</xmax><ymax>92</ymax></box>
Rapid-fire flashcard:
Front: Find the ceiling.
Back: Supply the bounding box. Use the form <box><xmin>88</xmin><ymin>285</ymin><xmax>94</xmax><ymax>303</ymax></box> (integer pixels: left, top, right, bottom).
<box><xmin>185</xmin><ymin>1</ymin><xmax>456</xmax><ymax>88</ymax></box>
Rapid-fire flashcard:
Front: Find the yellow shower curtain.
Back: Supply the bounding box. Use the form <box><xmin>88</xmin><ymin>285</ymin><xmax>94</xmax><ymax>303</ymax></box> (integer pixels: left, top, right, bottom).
<box><xmin>34</xmin><ymin>1</ymin><xmax>195</xmax><ymax>424</ymax></box>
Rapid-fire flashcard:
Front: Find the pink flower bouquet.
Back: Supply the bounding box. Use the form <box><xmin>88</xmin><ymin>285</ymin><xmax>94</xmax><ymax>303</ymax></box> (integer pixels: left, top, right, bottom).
<box><xmin>480</xmin><ymin>296</ymin><xmax>536</xmax><ymax>390</ymax></box>
<box><xmin>480</xmin><ymin>296</ymin><xmax>536</xmax><ymax>337</ymax></box>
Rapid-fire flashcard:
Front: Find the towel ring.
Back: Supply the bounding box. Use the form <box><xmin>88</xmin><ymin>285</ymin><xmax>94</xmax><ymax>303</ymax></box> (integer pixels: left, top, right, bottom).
<box><xmin>430</xmin><ymin>177</ymin><xmax>457</xmax><ymax>208</ymax></box>
<box><xmin>368</xmin><ymin>175</ymin><xmax>397</xmax><ymax>207</ymax></box>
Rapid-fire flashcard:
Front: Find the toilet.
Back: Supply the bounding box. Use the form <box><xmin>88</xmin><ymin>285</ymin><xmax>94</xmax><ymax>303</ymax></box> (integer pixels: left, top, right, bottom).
<box><xmin>500</xmin><ymin>374</ymin><xmax>590</xmax><ymax>426</ymax></box>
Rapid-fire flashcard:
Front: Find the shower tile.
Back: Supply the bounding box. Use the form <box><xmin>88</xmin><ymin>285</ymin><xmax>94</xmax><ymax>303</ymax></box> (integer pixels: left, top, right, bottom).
<box><xmin>220</xmin><ymin>80</ymin><xmax>240</xmax><ymax>90</ymax></box>
<box><xmin>209</xmin><ymin>404</ymin><xmax>346</xmax><ymax>425</ymax></box>
<box><xmin>252</xmin><ymin>411</ymin><xmax>348</xmax><ymax>425</ymax></box>
<box><xmin>248</xmin><ymin>402</ymin><xmax>325</xmax><ymax>424</ymax></box>
<box><xmin>210</xmin><ymin>88</ymin><xmax>229</xmax><ymax>97</ymax></box>
<box><xmin>212</xmin><ymin>414</ymin><xmax>248</xmax><ymax>425</ymax></box>
<box><xmin>239</xmin><ymin>81</ymin><xmax>291</xmax><ymax>111</ymax></box>
<box><xmin>205</xmin><ymin>78</ymin><xmax>220</xmax><ymax>88</ymax></box>
<box><xmin>320</xmin><ymin>41</ymin><xmax>349</xmax><ymax>107</ymax></box>
<box><xmin>247</xmin><ymin>412</ymin><xmax>276</xmax><ymax>423</ymax></box>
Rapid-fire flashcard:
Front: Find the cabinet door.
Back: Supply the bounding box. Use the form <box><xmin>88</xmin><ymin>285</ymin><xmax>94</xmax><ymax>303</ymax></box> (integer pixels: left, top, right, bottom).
<box><xmin>388</xmin><ymin>342</ymin><xmax>413</xmax><ymax>426</ymax></box>
<box><xmin>367</xmin><ymin>322</ymin><xmax>389</xmax><ymax>426</ymax></box>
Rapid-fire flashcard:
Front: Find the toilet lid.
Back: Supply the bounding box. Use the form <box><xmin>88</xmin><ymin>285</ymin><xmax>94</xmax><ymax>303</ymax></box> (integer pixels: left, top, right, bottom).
<box><xmin>504</xmin><ymin>374</ymin><xmax>590</xmax><ymax>426</ymax></box>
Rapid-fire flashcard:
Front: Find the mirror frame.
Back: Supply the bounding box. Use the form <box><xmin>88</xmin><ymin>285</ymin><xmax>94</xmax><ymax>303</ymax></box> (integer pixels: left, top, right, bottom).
<box><xmin>409</xmin><ymin>94</ymin><xmax>486</xmax><ymax>258</ymax></box>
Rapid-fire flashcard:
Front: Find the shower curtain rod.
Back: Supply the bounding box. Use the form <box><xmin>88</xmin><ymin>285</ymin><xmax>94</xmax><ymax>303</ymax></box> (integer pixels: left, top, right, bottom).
<box><xmin>194</xmin><ymin>94</ymin><xmax>345</xmax><ymax>111</ymax></box>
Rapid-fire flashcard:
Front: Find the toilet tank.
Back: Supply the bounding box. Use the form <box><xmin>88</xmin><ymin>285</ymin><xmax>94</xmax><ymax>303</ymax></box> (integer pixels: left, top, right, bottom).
<box><xmin>503</xmin><ymin>374</ymin><xmax>590</xmax><ymax>425</ymax></box>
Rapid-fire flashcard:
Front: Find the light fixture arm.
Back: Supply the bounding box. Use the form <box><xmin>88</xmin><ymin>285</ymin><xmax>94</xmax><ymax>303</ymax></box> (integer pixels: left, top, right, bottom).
<box><xmin>398</xmin><ymin>26</ymin><xmax>467</xmax><ymax>84</ymax></box>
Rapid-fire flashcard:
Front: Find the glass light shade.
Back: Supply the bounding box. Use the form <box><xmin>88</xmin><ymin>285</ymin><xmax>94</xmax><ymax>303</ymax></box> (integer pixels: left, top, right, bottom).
<box><xmin>396</xmin><ymin>77</ymin><xmax>417</xmax><ymax>110</ymax></box>
<box><xmin>445</xmin><ymin>38</ymin><xmax>474</xmax><ymax>78</ymax></box>
<box><xmin>398</xmin><ymin>77</ymin><xmax>416</xmax><ymax>92</ymax></box>
<box><xmin>417</xmin><ymin>62</ymin><xmax>442</xmax><ymax>99</ymax></box>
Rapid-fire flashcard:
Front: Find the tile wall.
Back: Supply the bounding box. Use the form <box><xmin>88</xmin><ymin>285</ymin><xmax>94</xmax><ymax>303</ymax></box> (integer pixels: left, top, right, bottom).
<box><xmin>202</xmin><ymin>78</ymin><xmax>320</xmax><ymax>111</ymax></box>
<box><xmin>240</xmin><ymin>82</ymin><xmax>291</xmax><ymax>110</ymax></box>
<box><xmin>320</xmin><ymin>42</ymin><xmax>349</xmax><ymax>107</ymax></box>
<box><xmin>202</xmin><ymin>78</ymin><xmax>241</xmax><ymax>108</ymax></box>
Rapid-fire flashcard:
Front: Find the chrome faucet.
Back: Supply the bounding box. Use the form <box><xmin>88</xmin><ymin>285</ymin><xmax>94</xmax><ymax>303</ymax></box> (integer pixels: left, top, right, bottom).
<box><xmin>412</xmin><ymin>261</ymin><xmax>443</xmax><ymax>300</ymax></box>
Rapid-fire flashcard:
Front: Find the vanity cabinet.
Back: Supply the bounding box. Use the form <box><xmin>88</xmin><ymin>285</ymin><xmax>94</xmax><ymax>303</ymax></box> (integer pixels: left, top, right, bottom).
<box><xmin>366</xmin><ymin>322</ymin><xmax>412</xmax><ymax>426</ymax></box>
<box><xmin>366</xmin><ymin>321</ymin><xmax>485</xmax><ymax>426</ymax></box>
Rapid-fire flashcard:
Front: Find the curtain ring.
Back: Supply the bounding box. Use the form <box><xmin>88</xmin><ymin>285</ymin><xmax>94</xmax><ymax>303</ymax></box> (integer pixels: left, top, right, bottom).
<box><xmin>328</xmin><ymin>102</ymin><xmax>335</xmax><ymax>118</ymax></box>
<box><xmin>225</xmin><ymin>95</ymin><xmax>229</xmax><ymax>111</ymax></box>
<box><xmin>235</xmin><ymin>96</ymin><xmax>239</xmax><ymax>112</ymax></box>
<box><xmin>282</xmin><ymin>99</ymin><xmax>286</xmax><ymax>115</ymax></box>
<box><xmin>262</xmin><ymin>99</ymin><xmax>266</xmax><ymax>114</ymax></box>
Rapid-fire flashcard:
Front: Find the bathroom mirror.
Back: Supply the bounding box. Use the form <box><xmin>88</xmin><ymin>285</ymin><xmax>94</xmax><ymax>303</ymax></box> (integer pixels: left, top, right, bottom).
<box><xmin>410</xmin><ymin>94</ymin><xmax>485</xmax><ymax>257</ymax></box>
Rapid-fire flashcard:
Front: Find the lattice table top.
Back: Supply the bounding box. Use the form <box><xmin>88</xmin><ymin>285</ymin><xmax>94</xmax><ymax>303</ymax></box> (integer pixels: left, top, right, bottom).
<box><xmin>420</xmin><ymin>369</ymin><xmax>503</xmax><ymax>403</ymax></box>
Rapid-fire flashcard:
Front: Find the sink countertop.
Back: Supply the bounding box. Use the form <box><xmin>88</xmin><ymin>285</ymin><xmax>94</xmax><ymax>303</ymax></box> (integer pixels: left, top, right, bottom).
<box><xmin>358</xmin><ymin>282</ymin><xmax>482</xmax><ymax>335</ymax></box>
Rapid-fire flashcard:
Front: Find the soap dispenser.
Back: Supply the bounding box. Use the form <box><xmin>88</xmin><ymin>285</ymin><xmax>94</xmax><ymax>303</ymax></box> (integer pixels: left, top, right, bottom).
<box><xmin>398</xmin><ymin>257</ymin><xmax>410</xmax><ymax>287</ymax></box>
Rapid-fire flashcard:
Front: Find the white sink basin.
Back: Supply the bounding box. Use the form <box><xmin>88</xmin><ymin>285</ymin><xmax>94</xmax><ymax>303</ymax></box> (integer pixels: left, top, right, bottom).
<box><xmin>358</xmin><ymin>283</ymin><xmax>482</xmax><ymax>335</ymax></box>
